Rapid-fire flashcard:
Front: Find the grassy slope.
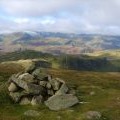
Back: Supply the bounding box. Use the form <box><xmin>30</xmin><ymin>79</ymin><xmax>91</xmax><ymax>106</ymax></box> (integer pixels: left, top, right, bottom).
<box><xmin>0</xmin><ymin>64</ymin><xmax>120</xmax><ymax>120</ymax></box>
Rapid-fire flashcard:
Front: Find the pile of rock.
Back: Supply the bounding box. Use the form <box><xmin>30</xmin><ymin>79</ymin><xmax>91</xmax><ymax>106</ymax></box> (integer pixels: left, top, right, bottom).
<box><xmin>8</xmin><ymin>66</ymin><xmax>79</xmax><ymax>110</ymax></box>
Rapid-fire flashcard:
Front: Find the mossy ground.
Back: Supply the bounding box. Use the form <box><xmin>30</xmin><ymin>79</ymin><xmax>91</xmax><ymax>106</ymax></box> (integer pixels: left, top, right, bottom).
<box><xmin>0</xmin><ymin>64</ymin><xmax>120</xmax><ymax>120</ymax></box>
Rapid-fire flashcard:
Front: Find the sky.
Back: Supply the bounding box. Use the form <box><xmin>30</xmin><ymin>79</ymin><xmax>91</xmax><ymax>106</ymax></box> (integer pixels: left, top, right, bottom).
<box><xmin>0</xmin><ymin>0</ymin><xmax>120</xmax><ymax>34</ymax></box>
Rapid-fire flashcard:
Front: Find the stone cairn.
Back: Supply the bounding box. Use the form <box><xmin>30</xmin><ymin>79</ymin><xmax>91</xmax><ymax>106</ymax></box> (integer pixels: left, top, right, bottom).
<box><xmin>8</xmin><ymin>64</ymin><xmax>79</xmax><ymax>110</ymax></box>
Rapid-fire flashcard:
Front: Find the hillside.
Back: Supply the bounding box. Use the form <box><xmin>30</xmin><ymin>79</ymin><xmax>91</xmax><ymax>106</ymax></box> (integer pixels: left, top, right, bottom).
<box><xmin>0</xmin><ymin>50</ymin><xmax>120</xmax><ymax>72</ymax></box>
<box><xmin>0</xmin><ymin>32</ymin><xmax>120</xmax><ymax>54</ymax></box>
<box><xmin>0</xmin><ymin>63</ymin><xmax>120</xmax><ymax>120</ymax></box>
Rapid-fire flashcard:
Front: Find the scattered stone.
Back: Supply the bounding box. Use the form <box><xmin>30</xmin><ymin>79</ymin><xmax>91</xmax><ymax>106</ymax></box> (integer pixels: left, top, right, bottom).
<box><xmin>84</xmin><ymin>111</ymin><xmax>102</xmax><ymax>120</ymax></box>
<box><xmin>24</xmin><ymin>110</ymin><xmax>40</xmax><ymax>117</ymax></box>
<box><xmin>8</xmin><ymin>67</ymin><xmax>79</xmax><ymax>110</ymax></box>
<box><xmin>8</xmin><ymin>82</ymin><xmax>18</xmax><ymax>92</ymax></box>
<box><xmin>45</xmin><ymin>94</ymin><xmax>79</xmax><ymax>111</ymax></box>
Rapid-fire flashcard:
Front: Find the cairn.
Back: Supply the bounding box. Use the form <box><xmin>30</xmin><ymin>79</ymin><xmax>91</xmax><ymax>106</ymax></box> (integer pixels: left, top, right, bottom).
<box><xmin>8</xmin><ymin>64</ymin><xmax>79</xmax><ymax>110</ymax></box>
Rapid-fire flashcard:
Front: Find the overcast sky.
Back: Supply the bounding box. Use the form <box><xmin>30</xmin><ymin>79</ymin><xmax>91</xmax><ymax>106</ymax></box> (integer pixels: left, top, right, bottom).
<box><xmin>0</xmin><ymin>0</ymin><xmax>120</xmax><ymax>34</ymax></box>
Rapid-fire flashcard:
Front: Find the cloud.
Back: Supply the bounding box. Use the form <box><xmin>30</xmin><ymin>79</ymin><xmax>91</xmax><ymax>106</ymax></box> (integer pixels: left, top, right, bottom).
<box><xmin>0</xmin><ymin>0</ymin><xmax>120</xmax><ymax>34</ymax></box>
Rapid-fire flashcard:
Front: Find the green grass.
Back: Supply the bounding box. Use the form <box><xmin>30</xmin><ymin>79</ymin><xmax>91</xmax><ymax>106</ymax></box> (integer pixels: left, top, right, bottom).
<box><xmin>0</xmin><ymin>64</ymin><xmax>120</xmax><ymax>120</ymax></box>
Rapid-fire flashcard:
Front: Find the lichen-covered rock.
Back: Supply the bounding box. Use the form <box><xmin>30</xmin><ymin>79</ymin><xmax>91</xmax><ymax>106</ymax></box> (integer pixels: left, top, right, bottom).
<box><xmin>45</xmin><ymin>94</ymin><xmax>79</xmax><ymax>111</ymax></box>
<box><xmin>8</xmin><ymin>82</ymin><xmax>18</xmax><ymax>92</ymax></box>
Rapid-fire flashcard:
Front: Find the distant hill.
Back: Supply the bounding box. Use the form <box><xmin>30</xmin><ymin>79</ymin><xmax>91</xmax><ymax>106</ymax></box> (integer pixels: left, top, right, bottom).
<box><xmin>0</xmin><ymin>50</ymin><xmax>120</xmax><ymax>72</ymax></box>
<box><xmin>0</xmin><ymin>31</ymin><xmax>120</xmax><ymax>54</ymax></box>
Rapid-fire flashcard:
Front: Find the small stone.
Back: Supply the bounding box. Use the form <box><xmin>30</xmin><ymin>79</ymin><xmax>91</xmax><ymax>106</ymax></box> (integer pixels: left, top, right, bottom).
<box><xmin>84</xmin><ymin>111</ymin><xmax>102</xmax><ymax>120</ymax></box>
<box><xmin>24</xmin><ymin>110</ymin><xmax>40</xmax><ymax>117</ymax></box>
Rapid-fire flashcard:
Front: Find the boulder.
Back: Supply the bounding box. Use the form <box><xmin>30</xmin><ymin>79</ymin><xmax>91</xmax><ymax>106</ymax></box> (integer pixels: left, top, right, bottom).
<box><xmin>31</xmin><ymin>95</ymin><xmax>44</xmax><ymax>105</ymax></box>
<box><xmin>26</xmin><ymin>83</ymin><xmax>47</xmax><ymax>95</ymax></box>
<box><xmin>32</xmin><ymin>68</ymin><xmax>48</xmax><ymax>81</ymax></box>
<box><xmin>55</xmin><ymin>83</ymin><xmax>69</xmax><ymax>95</ymax></box>
<box><xmin>12</xmin><ymin>77</ymin><xmax>29</xmax><ymax>90</ymax></box>
<box><xmin>8</xmin><ymin>82</ymin><xmax>18</xmax><ymax>92</ymax></box>
<box><xmin>18</xmin><ymin>73</ymin><xmax>35</xmax><ymax>83</ymax></box>
<box><xmin>45</xmin><ymin>94</ymin><xmax>79</xmax><ymax>111</ymax></box>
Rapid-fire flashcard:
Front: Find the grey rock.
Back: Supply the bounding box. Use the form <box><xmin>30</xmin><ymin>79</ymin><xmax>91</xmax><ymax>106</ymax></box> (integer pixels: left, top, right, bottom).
<box><xmin>18</xmin><ymin>73</ymin><xmax>35</xmax><ymax>83</ymax></box>
<box><xmin>8</xmin><ymin>82</ymin><xmax>18</xmax><ymax>92</ymax></box>
<box><xmin>47</xmin><ymin>89</ymin><xmax>54</xmax><ymax>96</ymax></box>
<box><xmin>39</xmin><ymin>81</ymin><xmax>47</xmax><ymax>87</ymax></box>
<box><xmin>11</xmin><ymin>76</ymin><xmax>29</xmax><ymax>90</ymax></box>
<box><xmin>9</xmin><ymin>91</ymin><xmax>27</xmax><ymax>102</ymax></box>
<box><xmin>26</xmin><ymin>83</ymin><xmax>47</xmax><ymax>95</ymax></box>
<box><xmin>49</xmin><ymin>79</ymin><xmax>61</xmax><ymax>91</ymax></box>
<box><xmin>84</xmin><ymin>111</ymin><xmax>102</xmax><ymax>120</ymax></box>
<box><xmin>45</xmin><ymin>94</ymin><xmax>79</xmax><ymax>110</ymax></box>
<box><xmin>20</xmin><ymin>97</ymin><xmax>31</xmax><ymax>105</ymax></box>
<box><xmin>55</xmin><ymin>83</ymin><xmax>69</xmax><ymax>95</ymax></box>
<box><xmin>32</xmin><ymin>68</ymin><xmax>48</xmax><ymax>81</ymax></box>
<box><xmin>31</xmin><ymin>95</ymin><xmax>44</xmax><ymax>105</ymax></box>
<box><xmin>24</xmin><ymin>110</ymin><xmax>40</xmax><ymax>117</ymax></box>
<box><xmin>46</xmin><ymin>82</ymin><xmax>52</xmax><ymax>89</ymax></box>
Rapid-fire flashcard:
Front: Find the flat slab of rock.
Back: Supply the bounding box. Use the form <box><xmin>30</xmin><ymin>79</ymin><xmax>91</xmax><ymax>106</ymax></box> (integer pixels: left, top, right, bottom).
<box><xmin>45</xmin><ymin>94</ymin><xmax>79</xmax><ymax>111</ymax></box>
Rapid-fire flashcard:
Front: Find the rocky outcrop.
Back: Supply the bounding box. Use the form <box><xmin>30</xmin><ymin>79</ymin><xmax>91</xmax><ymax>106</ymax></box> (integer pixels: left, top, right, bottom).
<box><xmin>8</xmin><ymin>67</ymin><xmax>79</xmax><ymax>110</ymax></box>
